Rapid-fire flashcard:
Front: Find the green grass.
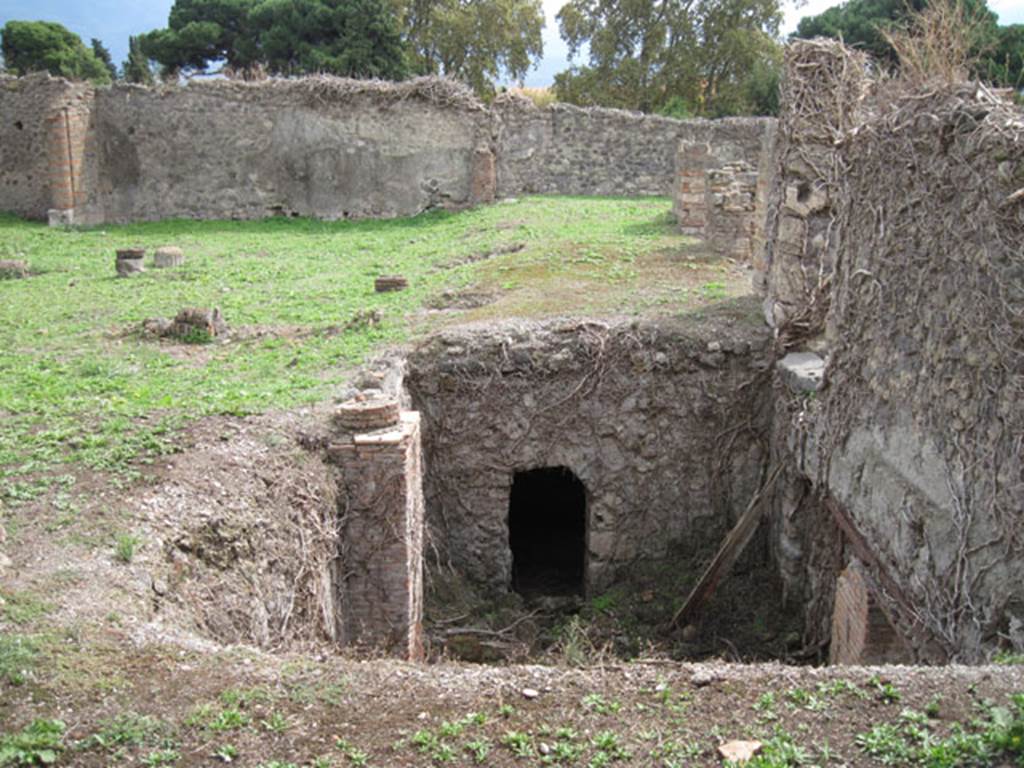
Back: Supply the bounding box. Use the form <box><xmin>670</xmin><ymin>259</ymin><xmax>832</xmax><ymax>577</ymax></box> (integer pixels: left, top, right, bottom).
<box><xmin>0</xmin><ymin>718</ymin><xmax>65</xmax><ymax>766</ymax></box>
<box><xmin>0</xmin><ymin>197</ymin><xmax>696</xmax><ymax>490</ymax></box>
<box><xmin>0</xmin><ymin>634</ymin><xmax>38</xmax><ymax>686</ymax></box>
<box><xmin>0</xmin><ymin>591</ymin><xmax>52</xmax><ymax>626</ymax></box>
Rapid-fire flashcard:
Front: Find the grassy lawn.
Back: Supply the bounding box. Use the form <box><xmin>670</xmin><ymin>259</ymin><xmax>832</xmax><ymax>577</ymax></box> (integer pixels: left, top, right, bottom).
<box><xmin>0</xmin><ymin>196</ymin><xmax>746</xmax><ymax>501</ymax></box>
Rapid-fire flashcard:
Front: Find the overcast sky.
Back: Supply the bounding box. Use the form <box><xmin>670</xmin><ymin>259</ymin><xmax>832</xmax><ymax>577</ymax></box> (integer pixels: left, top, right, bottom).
<box><xmin>1</xmin><ymin>0</ymin><xmax>1022</xmax><ymax>87</ymax></box>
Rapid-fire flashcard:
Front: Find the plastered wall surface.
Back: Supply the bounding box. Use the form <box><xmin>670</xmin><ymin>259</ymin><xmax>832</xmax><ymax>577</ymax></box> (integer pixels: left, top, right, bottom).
<box><xmin>763</xmin><ymin>40</ymin><xmax>1024</xmax><ymax>662</ymax></box>
<box><xmin>1</xmin><ymin>73</ymin><xmax>774</xmax><ymax>227</ymax></box>
<box><xmin>81</xmin><ymin>80</ymin><xmax>491</xmax><ymax>223</ymax></box>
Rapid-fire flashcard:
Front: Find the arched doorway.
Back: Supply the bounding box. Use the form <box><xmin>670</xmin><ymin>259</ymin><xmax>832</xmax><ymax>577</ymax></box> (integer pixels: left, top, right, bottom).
<box><xmin>508</xmin><ymin>466</ymin><xmax>586</xmax><ymax>596</ymax></box>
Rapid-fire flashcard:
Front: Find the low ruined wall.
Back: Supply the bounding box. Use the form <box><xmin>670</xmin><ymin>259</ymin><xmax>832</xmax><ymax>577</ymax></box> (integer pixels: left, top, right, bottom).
<box><xmin>77</xmin><ymin>78</ymin><xmax>493</xmax><ymax>224</ymax></box>
<box><xmin>494</xmin><ymin>98</ymin><xmax>676</xmax><ymax>197</ymax></box>
<box><xmin>2</xmin><ymin>74</ymin><xmax>776</xmax><ymax>224</ymax></box>
<box><xmin>765</xmin><ymin>40</ymin><xmax>1024</xmax><ymax>663</ymax></box>
<box><xmin>405</xmin><ymin>309</ymin><xmax>772</xmax><ymax>595</ymax></box>
<box><xmin>494</xmin><ymin>94</ymin><xmax>774</xmax><ymax>201</ymax></box>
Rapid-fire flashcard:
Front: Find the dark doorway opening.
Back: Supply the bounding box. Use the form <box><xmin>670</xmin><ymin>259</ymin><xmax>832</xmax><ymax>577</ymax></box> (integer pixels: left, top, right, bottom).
<box><xmin>509</xmin><ymin>467</ymin><xmax>586</xmax><ymax>596</ymax></box>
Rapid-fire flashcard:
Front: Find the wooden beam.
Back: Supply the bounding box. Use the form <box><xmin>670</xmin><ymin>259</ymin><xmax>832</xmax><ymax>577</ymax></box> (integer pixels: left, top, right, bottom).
<box><xmin>671</xmin><ymin>464</ymin><xmax>784</xmax><ymax>629</ymax></box>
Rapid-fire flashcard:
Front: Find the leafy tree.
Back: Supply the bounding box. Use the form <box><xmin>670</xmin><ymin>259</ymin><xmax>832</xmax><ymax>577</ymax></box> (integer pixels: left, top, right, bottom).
<box><xmin>394</xmin><ymin>0</ymin><xmax>544</xmax><ymax>96</ymax></box>
<box><xmin>554</xmin><ymin>0</ymin><xmax>782</xmax><ymax>115</ymax></box>
<box><xmin>122</xmin><ymin>35</ymin><xmax>156</xmax><ymax>85</ymax></box>
<box><xmin>139</xmin><ymin>0</ymin><xmax>259</xmax><ymax>76</ymax></box>
<box><xmin>986</xmin><ymin>24</ymin><xmax>1024</xmax><ymax>88</ymax></box>
<box><xmin>250</xmin><ymin>0</ymin><xmax>408</xmax><ymax>78</ymax></box>
<box><xmin>91</xmin><ymin>38</ymin><xmax>118</xmax><ymax>80</ymax></box>
<box><xmin>142</xmin><ymin>0</ymin><xmax>406</xmax><ymax>78</ymax></box>
<box><xmin>794</xmin><ymin>0</ymin><xmax>1022</xmax><ymax>87</ymax></box>
<box><xmin>0</xmin><ymin>20</ymin><xmax>112</xmax><ymax>83</ymax></box>
<box><xmin>140</xmin><ymin>0</ymin><xmax>542</xmax><ymax>94</ymax></box>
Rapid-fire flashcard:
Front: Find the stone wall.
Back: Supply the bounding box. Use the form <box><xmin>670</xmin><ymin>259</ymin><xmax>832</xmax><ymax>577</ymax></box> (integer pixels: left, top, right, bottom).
<box><xmin>0</xmin><ymin>74</ymin><xmax>91</xmax><ymax>220</ymax></box>
<box><xmin>2</xmin><ymin>73</ymin><xmax>775</xmax><ymax>224</ymax></box>
<box><xmin>764</xmin><ymin>40</ymin><xmax>1024</xmax><ymax>662</ymax></box>
<box><xmin>758</xmin><ymin>41</ymin><xmax>872</xmax><ymax>331</ymax></box>
<box><xmin>404</xmin><ymin>307</ymin><xmax>772</xmax><ymax>595</ymax></box>
<box><xmin>671</xmin><ymin>115</ymin><xmax>776</xmax><ymax>263</ymax></box>
<box><xmin>494</xmin><ymin>94</ymin><xmax>775</xmax><ymax>201</ymax></box>
<box><xmin>76</xmin><ymin>78</ymin><xmax>493</xmax><ymax>224</ymax></box>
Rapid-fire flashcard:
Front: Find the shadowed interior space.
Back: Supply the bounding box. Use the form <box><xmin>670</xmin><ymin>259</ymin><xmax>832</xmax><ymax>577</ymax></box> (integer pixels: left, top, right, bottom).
<box><xmin>509</xmin><ymin>467</ymin><xmax>587</xmax><ymax>596</ymax></box>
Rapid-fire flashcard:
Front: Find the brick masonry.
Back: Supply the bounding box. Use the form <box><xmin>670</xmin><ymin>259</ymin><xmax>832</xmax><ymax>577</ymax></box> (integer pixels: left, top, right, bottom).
<box><xmin>327</xmin><ymin>412</ymin><xmax>425</xmax><ymax>661</ymax></box>
<box><xmin>0</xmin><ymin>74</ymin><xmax>91</xmax><ymax>220</ymax></box>
<box><xmin>829</xmin><ymin>559</ymin><xmax>911</xmax><ymax>665</ymax></box>
<box><xmin>671</xmin><ymin>120</ymin><xmax>776</xmax><ymax>263</ymax></box>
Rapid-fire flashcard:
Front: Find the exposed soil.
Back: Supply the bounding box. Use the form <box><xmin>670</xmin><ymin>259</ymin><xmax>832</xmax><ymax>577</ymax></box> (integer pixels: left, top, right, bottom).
<box><xmin>3</xmin><ymin>402</ymin><xmax>1022</xmax><ymax>766</ymax></box>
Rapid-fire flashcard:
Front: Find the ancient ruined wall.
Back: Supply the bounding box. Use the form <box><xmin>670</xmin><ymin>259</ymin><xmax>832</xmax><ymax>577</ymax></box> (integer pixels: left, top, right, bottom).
<box><xmin>328</xmin><ymin>410</ymin><xmax>425</xmax><ymax>660</ymax></box>
<box><xmin>494</xmin><ymin>94</ymin><xmax>774</xmax><ymax>199</ymax></box>
<box><xmin>758</xmin><ymin>41</ymin><xmax>872</xmax><ymax>332</ymax></box>
<box><xmin>3</xmin><ymin>73</ymin><xmax>776</xmax><ymax>224</ymax></box>
<box><xmin>817</xmin><ymin>84</ymin><xmax>1024</xmax><ymax>662</ymax></box>
<box><xmin>74</xmin><ymin>78</ymin><xmax>492</xmax><ymax>224</ymax></box>
<box><xmin>672</xmin><ymin>120</ymin><xmax>776</xmax><ymax>262</ymax></box>
<box><xmin>405</xmin><ymin>310</ymin><xmax>772</xmax><ymax>595</ymax></box>
<box><xmin>765</xmin><ymin>41</ymin><xmax>1024</xmax><ymax>662</ymax></box>
<box><xmin>0</xmin><ymin>74</ymin><xmax>93</xmax><ymax>220</ymax></box>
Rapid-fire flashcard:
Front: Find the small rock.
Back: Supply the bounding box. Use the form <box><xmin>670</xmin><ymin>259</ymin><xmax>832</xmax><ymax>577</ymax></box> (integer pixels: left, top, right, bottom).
<box><xmin>707</xmin><ymin>341</ymin><xmax>722</xmax><ymax>353</ymax></box>
<box><xmin>153</xmin><ymin>246</ymin><xmax>185</xmax><ymax>268</ymax></box>
<box><xmin>681</xmin><ymin>624</ymin><xmax>699</xmax><ymax>641</ymax></box>
<box><xmin>778</xmin><ymin>351</ymin><xmax>825</xmax><ymax>394</ymax></box>
<box><xmin>521</xmin><ymin>688</ymin><xmax>540</xmax><ymax>700</ymax></box>
<box><xmin>690</xmin><ymin>670</ymin><xmax>719</xmax><ymax>687</ymax></box>
<box><xmin>151</xmin><ymin>577</ymin><xmax>169</xmax><ymax>596</ymax></box>
<box><xmin>375</xmin><ymin>275</ymin><xmax>408</xmax><ymax>292</ymax></box>
<box><xmin>0</xmin><ymin>259</ymin><xmax>29</xmax><ymax>280</ymax></box>
<box><xmin>539</xmin><ymin>743</ymin><xmax>551</xmax><ymax>755</ymax></box>
<box><xmin>718</xmin><ymin>740</ymin><xmax>762</xmax><ymax>763</ymax></box>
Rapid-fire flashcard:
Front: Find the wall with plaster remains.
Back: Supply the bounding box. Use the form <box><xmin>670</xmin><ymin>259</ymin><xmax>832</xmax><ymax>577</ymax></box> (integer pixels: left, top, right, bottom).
<box><xmin>763</xmin><ymin>40</ymin><xmax>1024</xmax><ymax>662</ymax></box>
<box><xmin>404</xmin><ymin>308</ymin><xmax>772</xmax><ymax>595</ymax></box>
<box><xmin>79</xmin><ymin>78</ymin><xmax>494</xmax><ymax>224</ymax></box>
<box><xmin>1</xmin><ymin>73</ymin><xmax>774</xmax><ymax>229</ymax></box>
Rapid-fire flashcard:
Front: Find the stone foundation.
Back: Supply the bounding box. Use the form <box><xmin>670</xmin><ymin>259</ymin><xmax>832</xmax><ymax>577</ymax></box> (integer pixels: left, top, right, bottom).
<box><xmin>405</xmin><ymin>311</ymin><xmax>772</xmax><ymax>596</ymax></box>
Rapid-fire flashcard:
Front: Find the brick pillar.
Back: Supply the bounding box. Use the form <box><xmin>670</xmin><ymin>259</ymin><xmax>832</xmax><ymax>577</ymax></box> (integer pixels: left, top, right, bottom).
<box><xmin>830</xmin><ymin>559</ymin><xmax>910</xmax><ymax>665</ymax></box>
<box><xmin>328</xmin><ymin>405</ymin><xmax>425</xmax><ymax>661</ymax></box>
<box><xmin>45</xmin><ymin>104</ymin><xmax>88</xmax><ymax>226</ymax></box>
<box><xmin>673</xmin><ymin>141</ymin><xmax>714</xmax><ymax>237</ymax></box>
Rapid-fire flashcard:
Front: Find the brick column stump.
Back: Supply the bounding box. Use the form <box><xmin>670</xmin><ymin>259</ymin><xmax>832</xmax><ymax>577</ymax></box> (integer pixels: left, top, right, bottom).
<box><xmin>328</xmin><ymin>399</ymin><xmax>425</xmax><ymax>661</ymax></box>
